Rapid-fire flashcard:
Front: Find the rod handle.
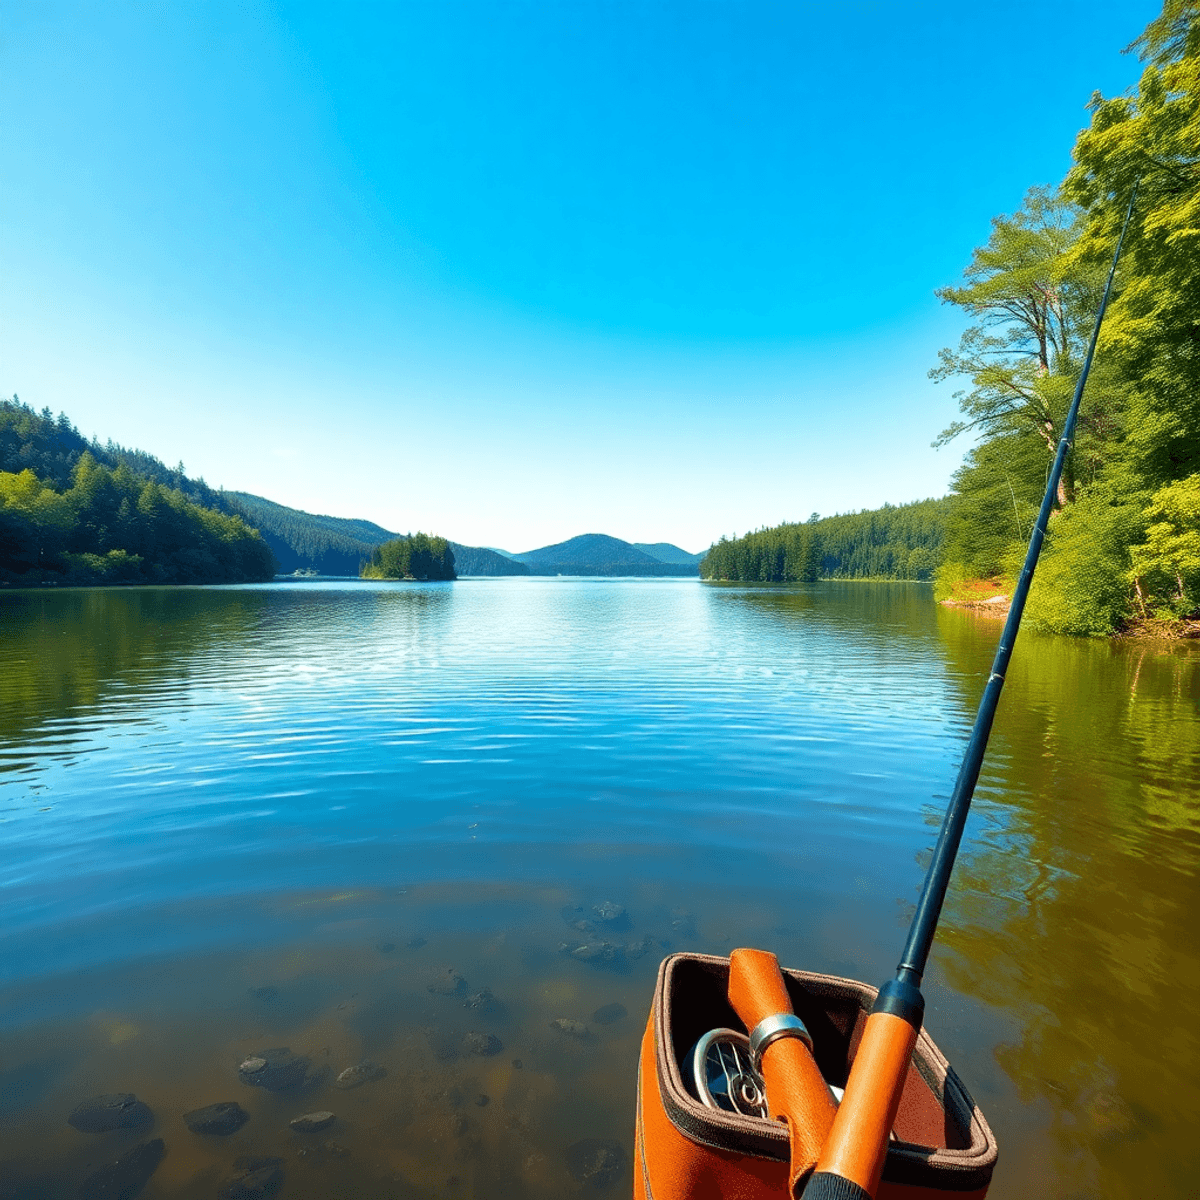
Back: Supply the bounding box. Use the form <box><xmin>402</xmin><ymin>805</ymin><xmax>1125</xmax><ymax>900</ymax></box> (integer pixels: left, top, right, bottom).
<box><xmin>804</xmin><ymin>1011</ymin><xmax>919</xmax><ymax>1199</ymax></box>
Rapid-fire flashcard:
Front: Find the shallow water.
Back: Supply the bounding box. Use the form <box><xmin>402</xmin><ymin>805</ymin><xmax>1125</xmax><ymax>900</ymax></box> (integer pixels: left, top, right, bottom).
<box><xmin>1</xmin><ymin>579</ymin><xmax>1197</xmax><ymax>1198</ymax></box>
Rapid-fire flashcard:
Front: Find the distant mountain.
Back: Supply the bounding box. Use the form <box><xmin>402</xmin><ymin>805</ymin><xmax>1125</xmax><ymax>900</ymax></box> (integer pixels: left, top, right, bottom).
<box><xmin>450</xmin><ymin>544</ymin><xmax>529</xmax><ymax>576</ymax></box>
<box><xmin>633</xmin><ymin>542</ymin><xmax>704</xmax><ymax>566</ymax></box>
<box><xmin>224</xmin><ymin>493</ymin><xmax>527</xmax><ymax>576</ymax></box>
<box><xmin>515</xmin><ymin>533</ymin><xmax>698</xmax><ymax>576</ymax></box>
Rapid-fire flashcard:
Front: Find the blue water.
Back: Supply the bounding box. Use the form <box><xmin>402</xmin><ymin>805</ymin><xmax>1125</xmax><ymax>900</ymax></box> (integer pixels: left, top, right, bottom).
<box><xmin>2</xmin><ymin>579</ymin><xmax>1197</xmax><ymax>1198</ymax></box>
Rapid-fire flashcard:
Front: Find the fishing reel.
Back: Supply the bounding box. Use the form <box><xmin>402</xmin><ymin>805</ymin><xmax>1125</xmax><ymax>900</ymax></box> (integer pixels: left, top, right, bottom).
<box><xmin>686</xmin><ymin>1027</ymin><xmax>845</xmax><ymax>1120</ymax></box>
<box><xmin>685</xmin><ymin>1028</ymin><xmax>770</xmax><ymax>1118</ymax></box>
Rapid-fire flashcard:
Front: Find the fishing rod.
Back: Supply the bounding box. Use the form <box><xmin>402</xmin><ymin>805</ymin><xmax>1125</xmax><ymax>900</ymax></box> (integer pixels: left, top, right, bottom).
<box><xmin>802</xmin><ymin>182</ymin><xmax>1139</xmax><ymax>1200</ymax></box>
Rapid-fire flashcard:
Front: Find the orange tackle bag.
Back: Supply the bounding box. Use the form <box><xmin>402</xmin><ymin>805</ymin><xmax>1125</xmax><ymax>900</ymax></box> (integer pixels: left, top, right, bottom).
<box><xmin>634</xmin><ymin>953</ymin><xmax>997</xmax><ymax>1200</ymax></box>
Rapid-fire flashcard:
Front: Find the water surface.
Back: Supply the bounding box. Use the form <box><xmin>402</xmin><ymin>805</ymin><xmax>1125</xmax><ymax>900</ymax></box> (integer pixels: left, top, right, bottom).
<box><xmin>2</xmin><ymin>579</ymin><xmax>1197</xmax><ymax>1198</ymax></box>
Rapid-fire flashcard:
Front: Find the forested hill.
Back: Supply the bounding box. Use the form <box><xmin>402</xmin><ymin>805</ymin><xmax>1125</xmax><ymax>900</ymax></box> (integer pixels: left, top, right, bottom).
<box><xmin>516</xmin><ymin>533</ymin><xmax>698</xmax><ymax>576</ymax></box>
<box><xmin>700</xmin><ymin>499</ymin><xmax>949</xmax><ymax>583</ymax></box>
<box><xmin>0</xmin><ymin>401</ymin><xmax>275</xmax><ymax>585</ymax></box>
<box><xmin>223</xmin><ymin>491</ymin><xmax>395</xmax><ymax>575</ymax></box>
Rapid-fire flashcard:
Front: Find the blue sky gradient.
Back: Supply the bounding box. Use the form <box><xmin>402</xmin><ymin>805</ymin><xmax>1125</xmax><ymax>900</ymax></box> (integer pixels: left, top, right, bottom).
<box><xmin>1</xmin><ymin>1</ymin><xmax>1158</xmax><ymax>551</ymax></box>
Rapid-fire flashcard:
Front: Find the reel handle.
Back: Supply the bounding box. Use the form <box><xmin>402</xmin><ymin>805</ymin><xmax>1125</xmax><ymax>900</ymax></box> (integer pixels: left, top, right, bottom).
<box><xmin>728</xmin><ymin>949</ymin><xmax>837</xmax><ymax>1194</ymax></box>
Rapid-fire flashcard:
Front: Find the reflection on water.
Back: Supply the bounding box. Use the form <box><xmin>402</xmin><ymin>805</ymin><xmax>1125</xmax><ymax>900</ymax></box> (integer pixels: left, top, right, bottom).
<box><xmin>1</xmin><ymin>580</ymin><xmax>1198</xmax><ymax>1198</ymax></box>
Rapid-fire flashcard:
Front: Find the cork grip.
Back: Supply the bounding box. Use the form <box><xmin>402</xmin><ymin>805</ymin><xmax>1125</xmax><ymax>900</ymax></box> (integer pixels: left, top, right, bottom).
<box><xmin>728</xmin><ymin>949</ymin><xmax>837</xmax><ymax>1193</ymax></box>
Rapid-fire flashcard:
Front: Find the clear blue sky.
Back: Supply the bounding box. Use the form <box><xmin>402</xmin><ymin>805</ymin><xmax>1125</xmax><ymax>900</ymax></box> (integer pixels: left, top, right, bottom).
<box><xmin>1</xmin><ymin>1</ymin><xmax>1158</xmax><ymax>552</ymax></box>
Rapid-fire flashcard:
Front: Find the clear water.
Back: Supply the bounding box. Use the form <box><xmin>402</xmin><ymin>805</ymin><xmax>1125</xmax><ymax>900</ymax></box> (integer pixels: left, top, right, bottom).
<box><xmin>2</xmin><ymin>579</ymin><xmax>1197</xmax><ymax>1198</ymax></box>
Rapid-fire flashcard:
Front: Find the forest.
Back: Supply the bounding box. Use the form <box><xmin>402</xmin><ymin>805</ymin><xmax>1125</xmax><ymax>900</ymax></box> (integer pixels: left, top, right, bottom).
<box><xmin>0</xmin><ymin>455</ymin><xmax>276</xmax><ymax>585</ymax></box>
<box><xmin>0</xmin><ymin>400</ymin><xmax>276</xmax><ymax>584</ymax></box>
<box><xmin>704</xmin><ymin>3</ymin><xmax>1199</xmax><ymax>635</ymax></box>
<box><xmin>932</xmin><ymin>1</ymin><xmax>1198</xmax><ymax>634</ymax></box>
<box><xmin>361</xmin><ymin>534</ymin><xmax>457</xmax><ymax>581</ymax></box>
<box><xmin>700</xmin><ymin>499</ymin><xmax>948</xmax><ymax>583</ymax></box>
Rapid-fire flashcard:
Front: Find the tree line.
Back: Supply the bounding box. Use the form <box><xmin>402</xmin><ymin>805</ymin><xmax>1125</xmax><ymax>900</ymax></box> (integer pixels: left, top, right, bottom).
<box><xmin>700</xmin><ymin>499</ymin><xmax>948</xmax><ymax>583</ymax></box>
<box><xmin>362</xmin><ymin>533</ymin><xmax>456</xmax><ymax>580</ymax></box>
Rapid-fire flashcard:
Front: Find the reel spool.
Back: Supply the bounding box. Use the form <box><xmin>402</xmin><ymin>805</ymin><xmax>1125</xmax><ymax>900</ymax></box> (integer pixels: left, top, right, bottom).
<box><xmin>686</xmin><ymin>1028</ymin><xmax>770</xmax><ymax>1118</ymax></box>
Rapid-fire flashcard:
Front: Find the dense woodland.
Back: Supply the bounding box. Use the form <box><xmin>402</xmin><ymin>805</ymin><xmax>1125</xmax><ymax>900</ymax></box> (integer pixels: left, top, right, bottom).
<box><xmin>705</xmin><ymin>4</ymin><xmax>1200</xmax><ymax>634</ymax></box>
<box><xmin>223</xmin><ymin>491</ymin><xmax>392</xmax><ymax>575</ymax></box>
<box><xmin>362</xmin><ymin>534</ymin><xmax>456</xmax><ymax>581</ymax></box>
<box><xmin>931</xmin><ymin>2</ymin><xmax>1200</xmax><ymax>633</ymax></box>
<box><xmin>701</xmin><ymin>500</ymin><xmax>947</xmax><ymax>583</ymax></box>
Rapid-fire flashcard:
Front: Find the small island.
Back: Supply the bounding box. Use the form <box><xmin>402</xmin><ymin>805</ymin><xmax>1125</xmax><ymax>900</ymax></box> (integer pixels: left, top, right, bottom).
<box><xmin>360</xmin><ymin>533</ymin><xmax>456</xmax><ymax>581</ymax></box>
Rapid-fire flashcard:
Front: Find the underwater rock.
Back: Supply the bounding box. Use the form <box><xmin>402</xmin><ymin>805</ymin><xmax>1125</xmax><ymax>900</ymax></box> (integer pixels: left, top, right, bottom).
<box><xmin>463</xmin><ymin>1031</ymin><xmax>502</xmax><ymax>1057</ymax></box>
<box><xmin>566</xmin><ymin>1139</ymin><xmax>626</xmax><ymax>1189</ymax></box>
<box><xmin>512</xmin><ymin>1059</ymin><xmax>523</xmax><ymax>1070</ymax></box>
<box><xmin>248</xmin><ymin>986</ymin><xmax>278</xmax><ymax>1002</ymax></box>
<box><xmin>551</xmin><ymin>1018</ymin><xmax>590</xmax><ymax>1039</ymax></box>
<box><xmin>463</xmin><ymin>987</ymin><xmax>495</xmax><ymax>1010</ymax></box>
<box><xmin>450</xmin><ymin>1113</ymin><xmax>468</xmax><ymax>1137</ymax></box>
<box><xmin>475</xmin><ymin>1094</ymin><xmax>490</xmax><ymax>1107</ymax></box>
<box><xmin>238</xmin><ymin>1048</ymin><xmax>313</xmax><ymax>1092</ymax></box>
<box><xmin>78</xmin><ymin>1138</ymin><xmax>164</xmax><ymax>1200</ymax></box>
<box><xmin>222</xmin><ymin>1157</ymin><xmax>283</xmax><ymax>1199</ymax></box>
<box><xmin>333</xmin><ymin>1061</ymin><xmax>386</xmax><ymax>1089</ymax></box>
<box><xmin>68</xmin><ymin>1094</ymin><xmax>153</xmax><ymax>1133</ymax></box>
<box><xmin>592</xmin><ymin>1002</ymin><xmax>628</xmax><ymax>1026</ymax></box>
<box><xmin>624</xmin><ymin>936</ymin><xmax>657</xmax><ymax>960</ymax></box>
<box><xmin>406</xmin><ymin>935</ymin><xmax>427</xmax><ymax>950</ymax></box>
<box><xmin>590</xmin><ymin>902</ymin><xmax>628</xmax><ymax>921</ymax></box>
<box><xmin>376</xmin><ymin>942</ymin><xmax>395</xmax><ymax>953</ymax></box>
<box><xmin>571</xmin><ymin>942</ymin><xmax>616</xmax><ymax>964</ymax></box>
<box><xmin>183</xmin><ymin>1102</ymin><xmax>248</xmax><ymax>1136</ymax></box>
<box><xmin>427</xmin><ymin>967</ymin><xmax>467</xmax><ymax>996</ymax></box>
<box><xmin>289</xmin><ymin>1111</ymin><xmax>335</xmax><ymax>1133</ymax></box>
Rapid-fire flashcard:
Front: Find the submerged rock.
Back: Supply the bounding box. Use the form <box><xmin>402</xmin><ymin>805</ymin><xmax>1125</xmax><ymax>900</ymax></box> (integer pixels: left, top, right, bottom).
<box><xmin>463</xmin><ymin>987</ymin><xmax>495</xmax><ymax>1010</ymax></box>
<box><xmin>406</xmin><ymin>935</ymin><xmax>428</xmax><ymax>950</ymax></box>
<box><xmin>238</xmin><ymin>1048</ymin><xmax>312</xmax><ymax>1092</ymax></box>
<box><xmin>566</xmin><ymin>1139</ymin><xmax>627</xmax><ymax>1189</ymax></box>
<box><xmin>222</xmin><ymin>1157</ymin><xmax>283</xmax><ymax>1200</ymax></box>
<box><xmin>592</xmin><ymin>1002</ymin><xmax>628</xmax><ymax>1026</ymax></box>
<box><xmin>289</xmin><ymin>1111</ymin><xmax>335</xmax><ymax>1134</ymax></box>
<box><xmin>68</xmin><ymin>1094</ymin><xmax>153</xmax><ymax>1134</ymax></box>
<box><xmin>183</xmin><ymin>1102</ymin><xmax>248</xmax><ymax>1136</ymax></box>
<box><xmin>571</xmin><ymin>942</ymin><xmax>616</xmax><ymax>964</ymax></box>
<box><xmin>248</xmin><ymin>986</ymin><xmax>278</xmax><ymax>1002</ymax></box>
<box><xmin>333</xmin><ymin>1061</ymin><xmax>386</xmax><ymax>1089</ymax></box>
<box><xmin>624</xmin><ymin>936</ymin><xmax>657</xmax><ymax>961</ymax></box>
<box><xmin>592</xmin><ymin>901</ymin><xmax>627</xmax><ymax>925</ymax></box>
<box><xmin>551</xmin><ymin>1018</ymin><xmax>590</xmax><ymax>1039</ymax></box>
<box><xmin>426</xmin><ymin>967</ymin><xmax>467</xmax><ymax>996</ymax></box>
<box><xmin>78</xmin><ymin>1138</ymin><xmax>164</xmax><ymax>1200</ymax></box>
<box><xmin>463</xmin><ymin>1031</ymin><xmax>502</xmax><ymax>1057</ymax></box>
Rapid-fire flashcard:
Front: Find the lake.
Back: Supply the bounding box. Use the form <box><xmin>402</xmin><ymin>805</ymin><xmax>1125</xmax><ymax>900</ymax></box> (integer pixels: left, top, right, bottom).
<box><xmin>2</xmin><ymin>579</ymin><xmax>1197</xmax><ymax>1199</ymax></box>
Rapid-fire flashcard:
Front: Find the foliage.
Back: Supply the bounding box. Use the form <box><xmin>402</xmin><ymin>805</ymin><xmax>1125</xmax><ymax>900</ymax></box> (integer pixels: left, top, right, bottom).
<box><xmin>0</xmin><ymin>457</ymin><xmax>276</xmax><ymax>585</ymax></box>
<box><xmin>700</xmin><ymin>499</ymin><xmax>948</xmax><ymax>583</ymax></box>
<box><xmin>223</xmin><ymin>491</ymin><xmax>393</xmax><ymax>575</ymax></box>
<box><xmin>362</xmin><ymin>533</ymin><xmax>456</xmax><ymax>580</ymax></box>
<box><xmin>1128</xmin><ymin>473</ymin><xmax>1200</xmax><ymax>616</ymax></box>
<box><xmin>933</xmin><ymin>1</ymin><xmax>1200</xmax><ymax>634</ymax></box>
